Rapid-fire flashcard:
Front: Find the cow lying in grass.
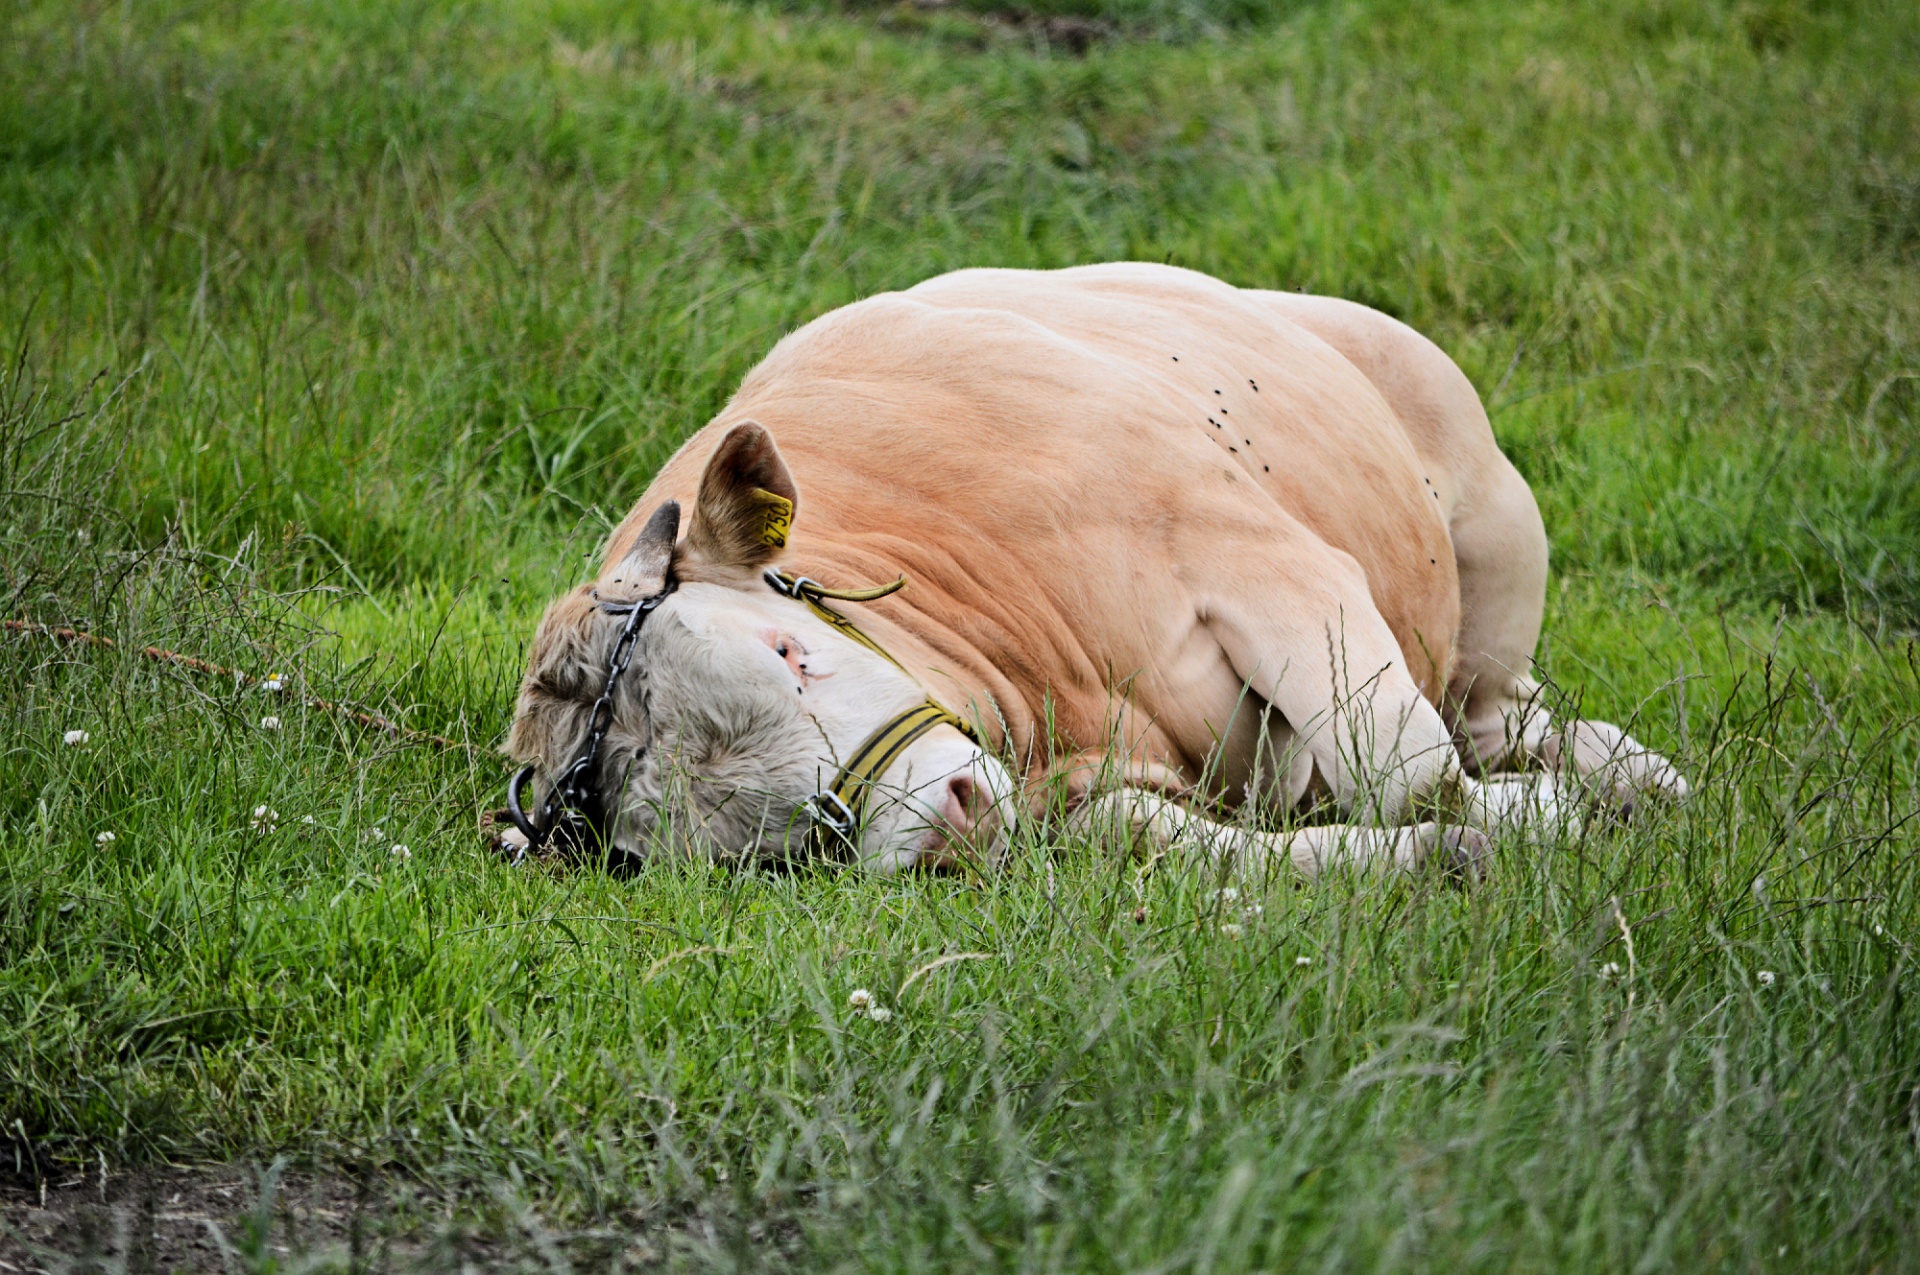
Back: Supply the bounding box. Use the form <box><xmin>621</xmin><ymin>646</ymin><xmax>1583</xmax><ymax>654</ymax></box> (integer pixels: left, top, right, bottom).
<box><xmin>504</xmin><ymin>264</ymin><xmax>1686</xmax><ymax>876</ymax></box>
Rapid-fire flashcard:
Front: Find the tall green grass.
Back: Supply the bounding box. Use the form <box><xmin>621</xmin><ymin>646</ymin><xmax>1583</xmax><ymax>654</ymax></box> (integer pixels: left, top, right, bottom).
<box><xmin>3</xmin><ymin>0</ymin><xmax>1918</xmax><ymax>1268</ymax></box>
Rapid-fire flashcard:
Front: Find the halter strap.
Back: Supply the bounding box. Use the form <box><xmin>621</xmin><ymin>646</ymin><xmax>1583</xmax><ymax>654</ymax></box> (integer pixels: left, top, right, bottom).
<box><xmin>762</xmin><ymin>568</ymin><xmax>982</xmax><ymax>860</ymax></box>
<box><xmin>763</xmin><ymin>569</ymin><xmax>910</xmax><ymax>671</ymax></box>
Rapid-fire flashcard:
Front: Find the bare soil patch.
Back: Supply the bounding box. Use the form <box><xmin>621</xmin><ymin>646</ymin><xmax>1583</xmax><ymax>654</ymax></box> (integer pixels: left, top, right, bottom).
<box><xmin>867</xmin><ymin>0</ymin><xmax>1119</xmax><ymax>54</ymax></box>
<box><xmin>1</xmin><ymin>1163</ymin><xmax>387</xmax><ymax>1273</ymax></box>
<box><xmin>1</xmin><ymin>1160</ymin><xmax>804</xmax><ymax>1272</ymax></box>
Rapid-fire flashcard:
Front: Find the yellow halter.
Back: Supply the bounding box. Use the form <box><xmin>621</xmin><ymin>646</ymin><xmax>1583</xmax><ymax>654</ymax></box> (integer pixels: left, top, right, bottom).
<box><xmin>763</xmin><ymin>568</ymin><xmax>979</xmax><ymax>857</ymax></box>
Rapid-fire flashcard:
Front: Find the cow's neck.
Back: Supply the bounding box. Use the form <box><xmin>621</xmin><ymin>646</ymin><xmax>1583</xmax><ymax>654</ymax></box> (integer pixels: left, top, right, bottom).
<box><xmin>780</xmin><ymin>550</ymin><xmax>1038</xmax><ymax>765</ymax></box>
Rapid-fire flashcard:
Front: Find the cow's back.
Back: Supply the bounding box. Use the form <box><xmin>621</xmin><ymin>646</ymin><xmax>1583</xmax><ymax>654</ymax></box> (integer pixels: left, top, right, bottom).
<box><xmin>631</xmin><ymin>265</ymin><xmax>1466</xmax><ymax>745</ymax></box>
<box><xmin>892</xmin><ymin>265</ymin><xmax>1465</xmax><ymax>669</ymax></box>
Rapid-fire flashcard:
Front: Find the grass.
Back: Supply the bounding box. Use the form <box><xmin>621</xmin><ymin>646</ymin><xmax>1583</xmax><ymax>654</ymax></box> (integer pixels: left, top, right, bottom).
<box><xmin>2</xmin><ymin>0</ymin><xmax>1918</xmax><ymax>1268</ymax></box>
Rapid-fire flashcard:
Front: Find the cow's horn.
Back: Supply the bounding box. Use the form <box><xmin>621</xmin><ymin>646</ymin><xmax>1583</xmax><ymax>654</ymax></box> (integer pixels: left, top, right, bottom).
<box><xmin>599</xmin><ymin>500</ymin><xmax>680</xmax><ymax>602</ymax></box>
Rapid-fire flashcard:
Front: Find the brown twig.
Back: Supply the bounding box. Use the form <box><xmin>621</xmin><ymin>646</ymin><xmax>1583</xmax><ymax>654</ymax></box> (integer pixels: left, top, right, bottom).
<box><xmin>4</xmin><ymin>618</ymin><xmax>477</xmax><ymax>754</ymax></box>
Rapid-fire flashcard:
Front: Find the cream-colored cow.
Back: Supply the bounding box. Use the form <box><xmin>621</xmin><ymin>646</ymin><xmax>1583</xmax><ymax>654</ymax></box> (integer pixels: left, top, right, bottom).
<box><xmin>506</xmin><ymin>264</ymin><xmax>1685</xmax><ymax>876</ymax></box>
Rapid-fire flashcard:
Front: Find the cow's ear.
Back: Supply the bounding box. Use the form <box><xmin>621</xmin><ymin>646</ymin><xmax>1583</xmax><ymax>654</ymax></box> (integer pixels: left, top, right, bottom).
<box><xmin>680</xmin><ymin>421</ymin><xmax>798</xmax><ymax>581</ymax></box>
<box><xmin>597</xmin><ymin>499</ymin><xmax>679</xmax><ymax>603</ymax></box>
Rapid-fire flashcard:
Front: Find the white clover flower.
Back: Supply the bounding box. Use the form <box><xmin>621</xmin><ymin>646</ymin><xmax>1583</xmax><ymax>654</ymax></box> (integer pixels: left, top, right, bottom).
<box><xmin>1295</xmin><ymin>955</ymin><xmax>1314</xmax><ymax>967</ymax></box>
<box><xmin>389</xmin><ymin>844</ymin><xmax>411</xmax><ymax>860</ymax></box>
<box><xmin>365</xmin><ymin>826</ymin><xmax>386</xmax><ymax>844</ymax></box>
<box><xmin>95</xmin><ymin>831</ymin><xmax>116</xmax><ymax>846</ymax></box>
<box><xmin>251</xmin><ymin>805</ymin><xmax>279</xmax><ymax>833</ymax></box>
<box><xmin>1215</xmin><ymin>887</ymin><xmax>1239</xmax><ymax>906</ymax></box>
<box><xmin>1757</xmin><ymin>969</ymin><xmax>1776</xmax><ymax>988</ymax></box>
<box><xmin>259</xmin><ymin>716</ymin><xmax>282</xmax><ymax>731</ymax></box>
<box><xmin>63</xmin><ymin>729</ymin><xmax>90</xmax><ymax>747</ymax></box>
<box><xmin>300</xmin><ymin>815</ymin><xmax>316</xmax><ymax>826</ymax></box>
<box><xmin>1599</xmin><ymin>961</ymin><xmax>1622</xmax><ymax>979</ymax></box>
<box><xmin>1220</xmin><ymin>922</ymin><xmax>1243</xmax><ymax>940</ymax></box>
<box><xmin>867</xmin><ymin>1005</ymin><xmax>892</xmax><ymax>1023</ymax></box>
<box><xmin>848</xmin><ymin>988</ymin><xmax>873</xmax><ymax>1012</ymax></box>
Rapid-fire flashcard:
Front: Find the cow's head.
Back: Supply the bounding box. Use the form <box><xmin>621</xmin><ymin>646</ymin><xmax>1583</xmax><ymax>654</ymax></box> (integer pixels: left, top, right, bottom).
<box><xmin>507</xmin><ymin>422</ymin><xmax>1014</xmax><ymax>872</ymax></box>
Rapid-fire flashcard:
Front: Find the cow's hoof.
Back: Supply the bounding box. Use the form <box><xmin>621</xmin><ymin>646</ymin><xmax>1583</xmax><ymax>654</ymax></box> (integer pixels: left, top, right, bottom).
<box><xmin>1598</xmin><ymin>784</ymin><xmax>1638</xmax><ymax>828</ymax></box>
<box><xmin>1435</xmin><ymin>826</ymin><xmax>1491</xmax><ymax>885</ymax></box>
<box><xmin>1590</xmin><ymin>773</ymin><xmax>1684</xmax><ymax>828</ymax></box>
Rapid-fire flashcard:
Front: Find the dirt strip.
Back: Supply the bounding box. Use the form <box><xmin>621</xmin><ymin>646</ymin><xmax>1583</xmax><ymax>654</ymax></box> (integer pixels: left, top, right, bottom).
<box><xmin>1</xmin><ymin>1161</ymin><xmax>800</xmax><ymax>1272</ymax></box>
<box><xmin>1</xmin><ymin>1164</ymin><xmax>384</xmax><ymax>1272</ymax></box>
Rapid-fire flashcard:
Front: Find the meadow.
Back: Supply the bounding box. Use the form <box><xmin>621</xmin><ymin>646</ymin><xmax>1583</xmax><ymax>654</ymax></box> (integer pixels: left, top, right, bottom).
<box><xmin>2</xmin><ymin>0</ymin><xmax>1918</xmax><ymax>1268</ymax></box>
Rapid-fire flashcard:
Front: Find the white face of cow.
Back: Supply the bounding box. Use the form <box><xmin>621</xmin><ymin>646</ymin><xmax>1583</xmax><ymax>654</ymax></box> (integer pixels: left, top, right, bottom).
<box><xmin>508</xmin><ymin>421</ymin><xmax>1015</xmax><ymax>872</ymax></box>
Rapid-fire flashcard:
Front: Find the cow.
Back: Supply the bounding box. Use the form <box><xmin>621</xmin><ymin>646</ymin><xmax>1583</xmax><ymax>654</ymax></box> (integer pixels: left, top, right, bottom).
<box><xmin>503</xmin><ymin>263</ymin><xmax>1687</xmax><ymax>877</ymax></box>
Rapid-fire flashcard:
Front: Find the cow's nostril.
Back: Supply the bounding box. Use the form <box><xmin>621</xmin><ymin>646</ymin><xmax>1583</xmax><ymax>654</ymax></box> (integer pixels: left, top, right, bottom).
<box><xmin>941</xmin><ymin>773</ymin><xmax>982</xmax><ymax>837</ymax></box>
<box><xmin>917</xmin><ymin>768</ymin><xmax>1008</xmax><ymax>867</ymax></box>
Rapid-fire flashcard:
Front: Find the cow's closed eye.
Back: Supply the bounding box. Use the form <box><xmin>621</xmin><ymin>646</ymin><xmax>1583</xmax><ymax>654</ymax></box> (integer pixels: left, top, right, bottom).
<box><xmin>762</xmin><ymin>630</ymin><xmax>831</xmax><ymax>686</ymax></box>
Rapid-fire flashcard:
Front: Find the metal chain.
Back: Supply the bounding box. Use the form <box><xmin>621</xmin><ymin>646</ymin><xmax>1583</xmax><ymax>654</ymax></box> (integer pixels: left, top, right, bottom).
<box><xmin>506</xmin><ymin>584</ymin><xmax>673</xmax><ymax>861</ymax></box>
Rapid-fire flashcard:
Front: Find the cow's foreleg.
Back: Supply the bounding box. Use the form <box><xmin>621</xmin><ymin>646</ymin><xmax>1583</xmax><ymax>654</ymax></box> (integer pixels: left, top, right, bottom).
<box><xmin>1195</xmin><ymin>549</ymin><xmax>1473</xmax><ymax>830</ymax></box>
<box><xmin>1072</xmin><ymin>787</ymin><xmax>1489</xmax><ymax>880</ymax></box>
<box><xmin>1175</xmin><ymin>531</ymin><xmax>1636</xmax><ymax>860</ymax></box>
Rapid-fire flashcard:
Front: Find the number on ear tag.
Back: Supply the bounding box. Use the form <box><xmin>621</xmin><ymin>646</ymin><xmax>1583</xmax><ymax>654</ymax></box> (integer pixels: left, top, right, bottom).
<box><xmin>754</xmin><ymin>489</ymin><xmax>793</xmax><ymax>548</ymax></box>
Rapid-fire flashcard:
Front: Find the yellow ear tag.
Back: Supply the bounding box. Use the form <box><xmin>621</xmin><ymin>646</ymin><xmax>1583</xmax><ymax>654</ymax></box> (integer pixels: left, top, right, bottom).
<box><xmin>753</xmin><ymin>489</ymin><xmax>793</xmax><ymax>548</ymax></box>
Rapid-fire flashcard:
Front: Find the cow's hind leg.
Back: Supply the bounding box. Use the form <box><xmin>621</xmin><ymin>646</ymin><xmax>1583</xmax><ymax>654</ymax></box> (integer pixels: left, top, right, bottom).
<box><xmin>1256</xmin><ymin>290</ymin><xmax>1686</xmax><ymax>822</ymax></box>
<box><xmin>1446</xmin><ymin>449</ymin><xmax>1688</xmax><ymax>813</ymax></box>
